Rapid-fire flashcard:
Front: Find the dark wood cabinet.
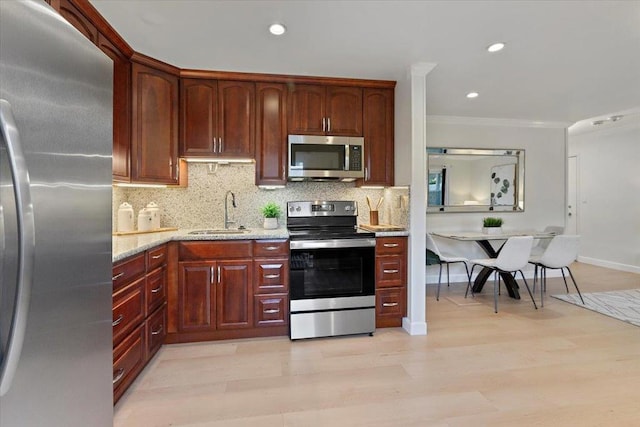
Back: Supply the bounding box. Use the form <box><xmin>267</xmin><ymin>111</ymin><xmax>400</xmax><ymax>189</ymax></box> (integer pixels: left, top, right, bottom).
<box><xmin>375</xmin><ymin>237</ymin><xmax>408</xmax><ymax>328</ymax></box>
<box><xmin>288</xmin><ymin>84</ymin><xmax>362</xmax><ymax>136</ymax></box>
<box><xmin>253</xmin><ymin>240</ymin><xmax>289</xmax><ymax>328</ymax></box>
<box><xmin>216</xmin><ymin>260</ymin><xmax>253</xmax><ymax>329</ymax></box>
<box><xmin>255</xmin><ymin>83</ymin><xmax>288</xmax><ymax>185</ymax></box>
<box><xmin>361</xmin><ymin>88</ymin><xmax>395</xmax><ymax>187</ymax></box>
<box><xmin>180</xmin><ymin>79</ymin><xmax>255</xmax><ymax>158</ymax></box>
<box><xmin>97</xmin><ymin>33</ymin><xmax>132</xmax><ymax>182</ymax></box>
<box><xmin>112</xmin><ymin>244</ymin><xmax>168</xmax><ymax>404</ymax></box>
<box><xmin>131</xmin><ymin>61</ymin><xmax>180</xmax><ymax>184</ymax></box>
<box><xmin>58</xmin><ymin>0</ymin><xmax>98</xmax><ymax>44</ymax></box>
<box><xmin>177</xmin><ymin>262</ymin><xmax>214</xmax><ymax>331</ymax></box>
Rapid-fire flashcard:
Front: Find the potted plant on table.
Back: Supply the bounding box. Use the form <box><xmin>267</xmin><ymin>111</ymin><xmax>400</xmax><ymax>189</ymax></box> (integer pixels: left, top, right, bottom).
<box><xmin>261</xmin><ymin>202</ymin><xmax>282</xmax><ymax>229</ymax></box>
<box><xmin>482</xmin><ymin>217</ymin><xmax>503</xmax><ymax>235</ymax></box>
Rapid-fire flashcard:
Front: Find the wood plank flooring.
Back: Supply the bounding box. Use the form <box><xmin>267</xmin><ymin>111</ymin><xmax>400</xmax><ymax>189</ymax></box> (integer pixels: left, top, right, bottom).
<box><xmin>114</xmin><ymin>263</ymin><xmax>640</xmax><ymax>426</ymax></box>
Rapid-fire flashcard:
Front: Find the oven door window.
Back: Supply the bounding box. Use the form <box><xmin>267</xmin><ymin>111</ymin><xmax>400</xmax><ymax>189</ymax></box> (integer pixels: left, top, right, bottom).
<box><xmin>290</xmin><ymin>246</ymin><xmax>375</xmax><ymax>299</ymax></box>
<box><xmin>290</xmin><ymin>144</ymin><xmax>346</xmax><ymax>171</ymax></box>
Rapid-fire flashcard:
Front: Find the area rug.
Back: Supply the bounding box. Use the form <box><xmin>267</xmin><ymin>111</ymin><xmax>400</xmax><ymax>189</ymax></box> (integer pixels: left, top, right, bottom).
<box><xmin>552</xmin><ymin>289</ymin><xmax>640</xmax><ymax>327</ymax></box>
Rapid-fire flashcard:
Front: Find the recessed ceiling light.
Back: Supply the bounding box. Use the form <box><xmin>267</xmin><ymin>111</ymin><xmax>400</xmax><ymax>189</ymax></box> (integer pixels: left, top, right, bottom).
<box><xmin>487</xmin><ymin>42</ymin><xmax>505</xmax><ymax>53</ymax></box>
<box><xmin>466</xmin><ymin>92</ymin><xmax>479</xmax><ymax>99</ymax></box>
<box><xmin>269</xmin><ymin>23</ymin><xmax>286</xmax><ymax>36</ymax></box>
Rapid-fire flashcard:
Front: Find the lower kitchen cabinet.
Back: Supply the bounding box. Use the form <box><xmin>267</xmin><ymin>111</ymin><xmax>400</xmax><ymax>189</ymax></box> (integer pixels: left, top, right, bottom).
<box><xmin>375</xmin><ymin>236</ymin><xmax>408</xmax><ymax>328</ymax></box>
<box><xmin>112</xmin><ymin>243</ymin><xmax>168</xmax><ymax>404</ymax></box>
<box><xmin>253</xmin><ymin>240</ymin><xmax>289</xmax><ymax>327</ymax></box>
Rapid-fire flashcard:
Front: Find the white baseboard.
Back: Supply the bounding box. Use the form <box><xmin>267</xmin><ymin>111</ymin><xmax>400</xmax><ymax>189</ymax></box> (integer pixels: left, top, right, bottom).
<box><xmin>402</xmin><ymin>317</ymin><xmax>427</xmax><ymax>335</ymax></box>
<box><xmin>577</xmin><ymin>256</ymin><xmax>640</xmax><ymax>274</ymax></box>
<box><xmin>426</xmin><ymin>269</ymin><xmax>561</xmax><ymax>285</ymax></box>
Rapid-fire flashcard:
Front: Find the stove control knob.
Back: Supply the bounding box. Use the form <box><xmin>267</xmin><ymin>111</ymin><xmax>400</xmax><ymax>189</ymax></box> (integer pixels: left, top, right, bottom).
<box><xmin>344</xmin><ymin>206</ymin><xmax>353</xmax><ymax>211</ymax></box>
<box><xmin>296</xmin><ymin>206</ymin><xmax>301</xmax><ymax>212</ymax></box>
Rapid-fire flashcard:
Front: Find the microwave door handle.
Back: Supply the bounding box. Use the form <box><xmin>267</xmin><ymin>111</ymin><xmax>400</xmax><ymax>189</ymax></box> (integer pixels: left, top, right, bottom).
<box><xmin>345</xmin><ymin>145</ymin><xmax>350</xmax><ymax>171</ymax></box>
<box><xmin>0</xmin><ymin>100</ymin><xmax>35</xmax><ymax>397</ymax></box>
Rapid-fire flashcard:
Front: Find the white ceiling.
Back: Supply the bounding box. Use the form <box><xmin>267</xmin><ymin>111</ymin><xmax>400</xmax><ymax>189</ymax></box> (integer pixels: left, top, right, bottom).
<box><xmin>90</xmin><ymin>0</ymin><xmax>640</xmax><ymax>125</ymax></box>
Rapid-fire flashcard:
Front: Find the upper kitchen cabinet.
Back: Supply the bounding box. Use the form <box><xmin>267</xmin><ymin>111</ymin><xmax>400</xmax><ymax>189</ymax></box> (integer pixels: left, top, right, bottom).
<box><xmin>288</xmin><ymin>85</ymin><xmax>363</xmax><ymax>136</ymax></box>
<box><xmin>98</xmin><ymin>33</ymin><xmax>131</xmax><ymax>182</ymax></box>
<box><xmin>255</xmin><ymin>83</ymin><xmax>288</xmax><ymax>186</ymax></box>
<box><xmin>131</xmin><ymin>57</ymin><xmax>181</xmax><ymax>184</ymax></box>
<box><xmin>180</xmin><ymin>79</ymin><xmax>255</xmax><ymax>158</ymax></box>
<box><xmin>360</xmin><ymin>88</ymin><xmax>395</xmax><ymax>187</ymax></box>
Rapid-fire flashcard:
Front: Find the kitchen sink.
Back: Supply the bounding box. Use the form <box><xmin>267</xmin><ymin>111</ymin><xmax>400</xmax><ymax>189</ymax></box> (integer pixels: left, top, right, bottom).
<box><xmin>188</xmin><ymin>229</ymin><xmax>250</xmax><ymax>235</ymax></box>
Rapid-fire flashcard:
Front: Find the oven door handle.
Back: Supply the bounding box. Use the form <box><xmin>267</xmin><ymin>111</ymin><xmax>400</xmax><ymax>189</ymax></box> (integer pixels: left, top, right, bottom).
<box><xmin>290</xmin><ymin>238</ymin><xmax>376</xmax><ymax>250</ymax></box>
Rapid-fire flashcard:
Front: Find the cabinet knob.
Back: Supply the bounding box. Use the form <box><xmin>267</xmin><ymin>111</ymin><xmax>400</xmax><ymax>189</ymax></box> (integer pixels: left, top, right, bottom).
<box><xmin>151</xmin><ymin>284</ymin><xmax>163</xmax><ymax>294</ymax></box>
<box><xmin>383</xmin><ymin>243</ymin><xmax>399</xmax><ymax>248</ymax></box>
<box><xmin>113</xmin><ymin>368</ymin><xmax>125</xmax><ymax>385</ymax></box>
<box><xmin>382</xmin><ymin>302</ymin><xmax>399</xmax><ymax>307</ymax></box>
<box><xmin>383</xmin><ymin>269</ymin><xmax>399</xmax><ymax>274</ymax></box>
<box><xmin>112</xmin><ymin>314</ymin><xmax>124</xmax><ymax>327</ymax></box>
<box><xmin>151</xmin><ymin>325</ymin><xmax>164</xmax><ymax>336</ymax></box>
<box><xmin>264</xmin><ymin>308</ymin><xmax>280</xmax><ymax>314</ymax></box>
<box><xmin>264</xmin><ymin>274</ymin><xmax>280</xmax><ymax>279</ymax></box>
<box><xmin>112</xmin><ymin>272</ymin><xmax>124</xmax><ymax>281</ymax></box>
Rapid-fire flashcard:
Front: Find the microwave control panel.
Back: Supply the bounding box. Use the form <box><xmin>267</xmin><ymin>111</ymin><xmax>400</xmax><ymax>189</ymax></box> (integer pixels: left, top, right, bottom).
<box><xmin>348</xmin><ymin>145</ymin><xmax>362</xmax><ymax>171</ymax></box>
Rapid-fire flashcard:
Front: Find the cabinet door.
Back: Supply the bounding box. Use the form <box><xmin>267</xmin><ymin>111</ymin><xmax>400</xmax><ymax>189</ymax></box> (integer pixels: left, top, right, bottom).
<box><xmin>376</xmin><ymin>255</ymin><xmax>406</xmax><ymax>288</ymax></box>
<box><xmin>217</xmin><ymin>81</ymin><xmax>255</xmax><ymax>157</ymax></box>
<box><xmin>361</xmin><ymin>88</ymin><xmax>394</xmax><ymax>186</ymax></box>
<box><xmin>180</xmin><ymin>79</ymin><xmax>217</xmax><ymax>156</ymax></box>
<box><xmin>216</xmin><ymin>260</ymin><xmax>253</xmax><ymax>329</ymax></box>
<box><xmin>326</xmin><ymin>86</ymin><xmax>363</xmax><ymax>136</ymax></box>
<box><xmin>255</xmin><ymin>83</ymin><xmax>287</xmax><ymax>185</ymax></box>
<box><xmin>178</xmin><ymin>262</ymin><xmax>215</xmax><ymax>331</ymax></box>
<box><xmin>131</xmin><ymin>62</ymin><xmax>179</xmax><ymax>184</ymax></box>
<box><xmin>288</xmin><ymin>84</ymin><xmax>325</xmax><ymax>134</ymax></box>
<box><xmin>58</xmin><ymin>0</ymin><xmax>98</xmax><ymax>44</ymax></box>
<box><xmin>98</xmin><ymin>33</ymin><xmax>131</xmax><ymax>182</ymax></box>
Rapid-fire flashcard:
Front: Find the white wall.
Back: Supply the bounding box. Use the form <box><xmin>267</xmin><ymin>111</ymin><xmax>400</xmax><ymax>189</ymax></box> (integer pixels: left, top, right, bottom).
<box><xmin>568</xmin><ymin>119</ymin><xmax>640</xmax><ymax>273</ymax></box>
<box><xmin>425</xmin><ymin>118</ymin><xmax>567</xmax><ymax>281</ymax></box>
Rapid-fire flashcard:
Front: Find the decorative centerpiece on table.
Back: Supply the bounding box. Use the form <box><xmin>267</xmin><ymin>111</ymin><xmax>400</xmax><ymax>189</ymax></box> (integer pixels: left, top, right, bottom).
<box><xmin>482</xmin><ymin>217</ymin><xmax>503</xmax><ymax>235</ymax></box>
<box><xmin>261</xmin><ymin>201</ymin><xmax>282</xmax><ymax>229</ymax></box>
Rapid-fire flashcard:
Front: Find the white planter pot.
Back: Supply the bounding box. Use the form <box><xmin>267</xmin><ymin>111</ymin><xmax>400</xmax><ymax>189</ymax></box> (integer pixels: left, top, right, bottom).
<box><xmin>482</xmin><ymin>226</ymin><xmax>503</xmax><ymax>235</ymax></box>
<box><xmin>263</xmin><ymin>217</ymin><xmax>278</xmax><ymax>229</ymax></box>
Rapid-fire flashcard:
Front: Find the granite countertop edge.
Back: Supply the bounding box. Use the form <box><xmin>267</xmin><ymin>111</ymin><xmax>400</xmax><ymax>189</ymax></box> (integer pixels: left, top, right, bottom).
<box><xmin>112</xmin><ymin>228</ymin><xmax>410</xmax><ymax>262</ymax></box>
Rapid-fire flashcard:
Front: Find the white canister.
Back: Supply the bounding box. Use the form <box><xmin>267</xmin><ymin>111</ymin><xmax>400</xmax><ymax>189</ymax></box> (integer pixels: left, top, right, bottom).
<box><xmin>137</xmin><ymin>208</ymin><xmax>153</xmax><ymax>232</ymax></box>
<box><xmin>117</xmin><ymin>202</ymin><xmax>134</xmax><ymax>233</ymax></box>
<box><xmin>146</xmin><ymin>201</ymin><xmax>160</xmax><ymax>230</ymax></box>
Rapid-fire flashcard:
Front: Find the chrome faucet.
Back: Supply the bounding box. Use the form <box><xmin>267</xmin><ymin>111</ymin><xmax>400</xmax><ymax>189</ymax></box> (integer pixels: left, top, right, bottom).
<box><xmin>224</xmin><ymin>191</ymin><xmax>236</xmax><ymax>229</ymax></box>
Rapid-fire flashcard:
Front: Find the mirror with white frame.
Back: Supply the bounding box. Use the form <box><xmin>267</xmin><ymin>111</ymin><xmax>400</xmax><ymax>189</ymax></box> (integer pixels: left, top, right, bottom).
<box><xmin>427</xmin><ymin>148</ymin><xmax>525</xmax><ymax>212</ymax></box>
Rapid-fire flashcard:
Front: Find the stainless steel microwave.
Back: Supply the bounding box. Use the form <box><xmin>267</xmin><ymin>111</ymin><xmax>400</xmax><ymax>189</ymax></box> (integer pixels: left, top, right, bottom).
<box><xmin>287</xmin><ymin>135</ymin><xmax>365</xmax><ymax>182</ymax></box>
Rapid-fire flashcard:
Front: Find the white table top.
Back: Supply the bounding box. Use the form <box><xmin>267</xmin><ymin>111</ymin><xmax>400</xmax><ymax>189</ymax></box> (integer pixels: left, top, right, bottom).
<box><xmin>431</xmin><ymin>230</ymin><xmax>556</xmax><ymax>241</ymax></box>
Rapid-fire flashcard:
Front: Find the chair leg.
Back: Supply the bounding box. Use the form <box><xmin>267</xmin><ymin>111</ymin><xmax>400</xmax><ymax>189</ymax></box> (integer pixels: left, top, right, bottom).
<box><xmin>446</xmin><ymin>263</ymin><xmax>451</xmax><ymax>287</ymax></box>
<box><xmin>532</xmin><ymin>264</ymin><xmax>538</xmax><ymax>293</ymax></box>
<box><xmin>560</xmin><ymin>268</ymin><xmax>570</xmax><ymax>293</ymax></box>
<box><xmin>493</xmin><ymin>270</ymin><xmax>499</xmax><ymax>313</ymax></box>
<box><xmin>518</xmin><ymin>270</ymin><xmax>538</xmax><ymax>310</ymax></box>
<box><xmin>566</xmin><ymin>266</ymin><xmax>585</xmax><ymax>304</ymax></box>
<box><xmin>462</xmin><ymin>262</ymin><xmax>473</xmax><ymax>297</ymax></box>
<box><xmin>436</xmin><ymin>264</ymin><xmax>443</xmax><ymax>301</ymax></box>
<box><xmin>466</xmin><ymin>264</ymin><xmax>479</xmax><ymax>298</ymax></box>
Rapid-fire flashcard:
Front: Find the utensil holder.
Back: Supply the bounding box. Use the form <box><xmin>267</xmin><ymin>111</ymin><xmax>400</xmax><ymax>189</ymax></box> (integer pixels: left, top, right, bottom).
<box><xmin>370</xmin><ymin>210</ymin><xmax>379</xmax><ymax>226</ymax></box>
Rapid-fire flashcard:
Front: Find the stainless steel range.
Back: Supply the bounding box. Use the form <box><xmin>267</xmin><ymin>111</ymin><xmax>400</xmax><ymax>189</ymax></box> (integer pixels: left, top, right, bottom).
<box><xmin>288</xmin><ymin>201</ymin><xmax>376</xmax><ymax>340</ymax></box>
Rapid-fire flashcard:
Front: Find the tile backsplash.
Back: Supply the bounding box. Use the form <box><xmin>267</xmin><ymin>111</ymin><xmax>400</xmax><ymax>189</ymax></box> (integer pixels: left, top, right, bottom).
<box><xmin>113</xmin><ymin>163</ymin><xmax>409</xmax><ymax>231</ymax></box>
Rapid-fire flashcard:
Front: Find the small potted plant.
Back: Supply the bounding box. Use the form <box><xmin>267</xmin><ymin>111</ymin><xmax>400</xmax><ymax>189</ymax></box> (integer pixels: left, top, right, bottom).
<box><xmin>482</xmin><ymin>217</ymin><xmax>503</xmax><ymax>234</ymax></box>
<box><xmin>261</xmin><ymin>202</ymin><xmax>282</xmax><ymax>229</ymax></box>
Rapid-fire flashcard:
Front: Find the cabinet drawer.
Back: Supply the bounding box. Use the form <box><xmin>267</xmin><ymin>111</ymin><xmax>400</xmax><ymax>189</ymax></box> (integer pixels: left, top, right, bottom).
<box><xmin>376</xmin><ymin>287</ymin><xmax>406</xmax><ymax>328</ymax></box>
<box><xmin>113</xmin><ymin>277</ymin><xmax>145</xmax><ymax>346</ymax></box>
<box><xmin>112</xmin><ymin>253</ymin><xmax>145</xmax><ymax>293</ymax></box>
<box><xmin>146</xmin><ymin>304</ymin><xmax>167</xmax><ymax>361</ymax></box>
<box><xmin>254</xmin><ymin>294</ymin><xmax>288</xmax><ymax>327</ymax></box>
<box><xmin>376</xmin><ymin>255</ymin><xmax>406</xmax><ymax>288</ymax></box>
<box><xmin>113</xmin><ymin>324</ymin><xmax>145</xmax><ymax>403</ymax></box>
<box><xmin>376</xmin><ymin>237</ymin><xmax>407</xmax><ymax>255</ymax></box>
<box><xmin>254</xmin><ymin>259</ymin><xmax>289</xmax><ymax>294</ymax></box>
<box><xmin>253</xmin><ymin>240</ymin><xmax>289</xmax><ymax>257</ymax></box>
<box><xmin>147</xmin><ymin>244</ymin><xmax>167</xmax><ymax>271</ymax></box>
<box><xmin>145</xmin><ymin>266</ymin><xmax>166</xmax><ymax>315</ymax></box>
<box><xmin>179</xmin><ymin>241</ymin><xmax>252</xmax><ymax>260</ymax></box>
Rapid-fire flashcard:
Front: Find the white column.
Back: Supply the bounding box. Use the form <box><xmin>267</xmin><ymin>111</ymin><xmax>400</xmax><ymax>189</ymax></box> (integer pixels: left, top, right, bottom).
<box><xmin>402</xmin><ymin>62</ymin><xmax>436</xmax><ymax>336</ymax></box>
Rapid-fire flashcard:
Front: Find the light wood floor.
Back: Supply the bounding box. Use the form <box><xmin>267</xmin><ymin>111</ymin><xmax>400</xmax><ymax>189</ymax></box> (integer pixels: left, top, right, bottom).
<box><xmin>114</xmin><ymin>263</ymin><xmax>640</xmax><ymax>426</ymax></box>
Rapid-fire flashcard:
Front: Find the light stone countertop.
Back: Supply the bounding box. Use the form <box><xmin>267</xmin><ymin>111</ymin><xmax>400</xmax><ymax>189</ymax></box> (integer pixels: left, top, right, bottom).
<box><xmin>112</xmin><ymin>227</ymin><xmax>409</xmax><ymax>262</ymax></box>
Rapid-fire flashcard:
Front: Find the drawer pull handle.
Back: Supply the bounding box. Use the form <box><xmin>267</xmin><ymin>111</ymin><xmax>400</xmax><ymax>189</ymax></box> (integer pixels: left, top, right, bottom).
<box><xmin>264</xmin><ymin>246</ymin><xmax>278</xmax><ymax>251</ymax></box>
<box><xmin>383</xmin><ymin>302</ymin><xmax>399</xmax><ymax>307</ymax></box>
<box><xmin>112</xmin><ymin>314</ymin><xmax>124</xmax><ymax>327</ymax></box>
<box><xmin>112</xmin><ymin>272</ymin><xmax>124</xmax><ymax>281</ymax></box>
<box><xmin>264</xmin><ymin>309</ymin><xmax>280</xmax><ymax>314</ymax></box>
<box><xmin>383</xmin><ymin>269</ymin><xmax>399</xmax><ymax>274</ymax></box>
<box><xmin>151</xmin><ymin>325</ymin><xmax>164</xmax><ymax>336</ymax></box>
<box><xmin>151</xmin><ymin>284</ymin><xmax>163</xmax><ymax>294</ymax></box>
<box><xmin>151</xmin><ymin>254</ymin><xmax>164</xmax><ymax>260</ymax></box>
<box><xmin>383</xmin><ymin>243</ymin><xmax>399</xmax><ymax>248</ymax></box>
<box><xmin>264</xmin><ymin>274</ymin><xmax>280</xmax><ymax>279</ymax></box>
<box><xmin>113</xmin><ymin>368</ymin><xmax>125</xmax><ymax>385</ymax></box>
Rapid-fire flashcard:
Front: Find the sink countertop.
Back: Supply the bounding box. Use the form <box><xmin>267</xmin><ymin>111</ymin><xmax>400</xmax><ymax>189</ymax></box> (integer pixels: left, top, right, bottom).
<box><xmin>112</xmin><ymin>228</ymin><xmax>289</xmax><ymax>262</ymax></box>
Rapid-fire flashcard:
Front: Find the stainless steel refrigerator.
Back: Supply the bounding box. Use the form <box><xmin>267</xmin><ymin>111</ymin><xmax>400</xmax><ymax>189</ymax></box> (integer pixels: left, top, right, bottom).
<box><xmin>1</xmin><ymin>1</ymin><xmax>113</xmax><ymax>425</ymax></box>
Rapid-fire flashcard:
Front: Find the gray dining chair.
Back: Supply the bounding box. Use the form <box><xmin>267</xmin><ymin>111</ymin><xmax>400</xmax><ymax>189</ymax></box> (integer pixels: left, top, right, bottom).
<box><xmin>469</xmin><ymin>236</ymin><xmax>537</xmax><ymax>313</ymax></box>
<box><xmin>529</xmin><ymin>234</ymin><xmax>584</xmax><ymax>307</ymax></box>
<box><xmin>426</xmin><ymin>233</ymin><xmax>470</xmax><ymax>301</ymax></box>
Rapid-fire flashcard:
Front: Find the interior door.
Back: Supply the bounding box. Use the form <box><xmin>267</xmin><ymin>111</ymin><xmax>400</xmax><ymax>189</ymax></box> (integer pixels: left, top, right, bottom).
<box><xmin>567</xmin><ymin>155</ymin><xmax>578</xmax><ymax>234</ymax></box>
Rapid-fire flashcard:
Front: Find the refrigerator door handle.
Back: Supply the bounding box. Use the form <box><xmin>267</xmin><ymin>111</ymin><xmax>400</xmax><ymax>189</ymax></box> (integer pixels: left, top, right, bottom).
<box><xmin>0</xmin><ymin>99</ymin><xmax>35</xmax><ymax>397</ymax></box>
